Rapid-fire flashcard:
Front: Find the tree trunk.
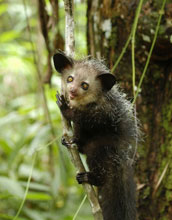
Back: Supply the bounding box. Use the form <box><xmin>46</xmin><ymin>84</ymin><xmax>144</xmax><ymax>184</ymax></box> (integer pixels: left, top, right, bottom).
<box><xmin>87</xmin><ymin>0</ymin><xmax>172</xmax><ymax>219</ymax></box>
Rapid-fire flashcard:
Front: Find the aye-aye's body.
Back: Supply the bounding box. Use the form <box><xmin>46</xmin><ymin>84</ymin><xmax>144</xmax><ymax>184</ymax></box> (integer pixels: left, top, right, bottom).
<box><xmin>53</xmin><ymin>51</ymin><xmax>139</xmax><ymax>220</ymax></box>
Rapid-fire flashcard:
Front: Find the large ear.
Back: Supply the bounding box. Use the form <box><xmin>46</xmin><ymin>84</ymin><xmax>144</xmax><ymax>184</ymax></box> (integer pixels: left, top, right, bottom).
<box><xmin>97</xmin><ymin>73</ymin><xmax>116</xmax><ymax>91</ymax></box>
<box><xmin>53</xmin><ymin>51</ymin><xmax>73</xmax><ymax>73</ymax></box>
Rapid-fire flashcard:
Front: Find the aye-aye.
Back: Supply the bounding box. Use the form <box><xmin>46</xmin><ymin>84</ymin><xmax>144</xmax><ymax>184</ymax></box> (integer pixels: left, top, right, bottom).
<box><xmin>53</xmin><ymin>51</ymin><xmax>140</xmax><ymax>220</ymax></box>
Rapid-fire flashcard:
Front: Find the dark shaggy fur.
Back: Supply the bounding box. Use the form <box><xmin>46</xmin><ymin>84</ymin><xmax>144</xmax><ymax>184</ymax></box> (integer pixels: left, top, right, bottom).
<box><xmin>53</xmin><ymin>51</ymin><xmax>140</xmax><ymax>220</ymax></box>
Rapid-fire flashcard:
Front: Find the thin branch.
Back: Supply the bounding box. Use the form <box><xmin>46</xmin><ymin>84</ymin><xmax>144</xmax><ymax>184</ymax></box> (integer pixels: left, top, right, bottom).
<box><xmin>130</xmin><ymin>0</ymin><xmax>144</xmax><ymax>164</ymax></box>
<box><xmin>61</xmin><ymin>0</ymin><xmax>103</xmax><ymax>219</ymax></box>
<box><xmin>64</xmin><ymin>0</ymin><xmax>75</xmax><ymax>57</ymax></box>
<box><xmin>131</xmin><ymin>0</ymin><xmax>144</xmax><ymax>98</ymax></box>
<box><xmin>132</xmin><ymin>0</ymin><xmax>167</xmax><ymax>104</ymax></box>
<box><xmin>13</xmin><ymin>136</ymin><xmax>61</xmax><ymax>219</ymax></box>
<box><xmin>37</xmin><ymin>0</ymin><xmax>53</xmax><ymax>84</ymax></box>
<box><xmin>153</xmin><ymin>162</ymin><xmax>169</xmax><ymax>196</ymax></box>
<box><xmin>13</xmin><ymin>153</ymin><xmax>37</xmax><ymax>220</ymax></box>
<box><xmin>73</xmin><ymin>195</ymin><xmax>87</xmax><ymax>220</ymax></box>
<box><xmin>112</xmin><ymin>0</ymin><xmax>144</xmax><ymax>164</ymax></box>
<box><xmin>111</xmin><ymin>31</ymin><xmax>132</xmax><ymax>73</ymax></box>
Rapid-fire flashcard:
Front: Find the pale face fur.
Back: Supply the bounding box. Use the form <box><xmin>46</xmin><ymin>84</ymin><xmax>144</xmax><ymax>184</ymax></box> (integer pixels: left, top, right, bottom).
<box><xmin>62</xmin><ymin>63</ymin><xmax>102</xmax><ymax>110</ymax></box>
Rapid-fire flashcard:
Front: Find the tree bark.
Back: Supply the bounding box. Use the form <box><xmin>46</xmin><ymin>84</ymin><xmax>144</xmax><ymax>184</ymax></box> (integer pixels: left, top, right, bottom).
<box><xmin>61</xmin><ymin>1</ymin><xmax>103</xmax><ymax>219</ymax></box>
<box><xmin>38</xmin><ymin>0</ymin><xmax>64</xmax><ymax>84</ymax></box>
<box><xmin>87</xmin><ymin>0</ymin><xmax>172</xmax><ymax>219</ymax></box>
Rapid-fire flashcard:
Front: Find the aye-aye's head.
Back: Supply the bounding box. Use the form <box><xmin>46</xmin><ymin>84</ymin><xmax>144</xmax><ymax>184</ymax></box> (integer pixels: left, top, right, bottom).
<box><xmin>53</xmin><ymin>51</ymin><xmax>116</xmax><ymax>109</ymax></box>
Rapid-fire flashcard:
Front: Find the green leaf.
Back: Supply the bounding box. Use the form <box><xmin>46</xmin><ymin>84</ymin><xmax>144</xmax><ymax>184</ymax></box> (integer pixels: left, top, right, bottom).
<box><xmin>0</xmin><ymin>139</ymin><xmax>12</xmax><ymax>154</ymax></box>
<box><xmin>0</xmin><ymin>214</ymin><xmax>27</xmax><ymax>220</ymax></box>
<box><xmin>0</xmin><ymin>31</ymin><xmax>20</xmax><ymax>43</ymax></box>
<box><xmin>0</xmin><ymin>192</ymin><xmax>12</xmax><ymax>199</ymax></box>
<box><xmin>26</xmin><ymin>192</ymin><xmax>52</xmax><ymax>201</ymax></box>
<box><xmin>28</xmin><ymin>125</ymin><xmax>50</xmax><ymax>155</ymax></box>
<box><xmin>0</xmin><ymin>4</ymin><xmax>8</xmax><ymax>15</ymax></box>
<box><xmin>0</xmin><ymin>112</ymin><xmax>24</xmax><ymax>127</ymax></box>
<box><xmin>20</xmin><ymin>181</ymin><xmax>49</xmax><ymax>192</ymax></box>
<box><xmin>23</xmin><ymin>208</ymin><xmax>47</xmax><ymax>220</ymax></box>
<box><xmin>0</xmin><ymin>176</ymin><xmax>24</xmax><ymax>198</ymax></box>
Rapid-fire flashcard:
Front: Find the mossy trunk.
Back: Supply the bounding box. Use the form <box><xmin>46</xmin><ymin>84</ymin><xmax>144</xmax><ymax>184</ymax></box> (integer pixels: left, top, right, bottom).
<box><xmin>87</xmin><ymin>0</ymin><xmax>172</xmax><ymax>219</ymax></box>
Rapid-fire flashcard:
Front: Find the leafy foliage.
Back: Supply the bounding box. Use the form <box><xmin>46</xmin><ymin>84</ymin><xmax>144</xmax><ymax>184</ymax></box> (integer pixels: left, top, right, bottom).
<box><xmin>0</xmin><ymin>0</ymin><xmax>91</xmax><ymax>219</ymax></box>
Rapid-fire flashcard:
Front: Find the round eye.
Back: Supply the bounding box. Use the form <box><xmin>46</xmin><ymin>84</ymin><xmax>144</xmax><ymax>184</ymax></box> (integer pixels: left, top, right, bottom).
<box><xmin>81</xmin><ymin>82</ymin><xmax>89</xmax><ymax>90</ymax></box>
<box><xmin>67</xmin><ymin>76</ymin><xmax>73</xmax><ymax>83</ymax></box>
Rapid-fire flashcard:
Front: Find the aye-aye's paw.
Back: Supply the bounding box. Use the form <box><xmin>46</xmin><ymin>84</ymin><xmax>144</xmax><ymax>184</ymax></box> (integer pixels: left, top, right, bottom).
<box><xmin>56</xmin><ymin>91</ymin><xmax>68</xmax><ymax>111</ymax></box>
<box><xmin>76</xmin><ymin>172</ymin><xmax>91</xmax><ymax>184</ymax></box>
<box><xmin>61</xmin><ymin>135</ymin><xmax>77</xmax><ymax>148</ymax></box>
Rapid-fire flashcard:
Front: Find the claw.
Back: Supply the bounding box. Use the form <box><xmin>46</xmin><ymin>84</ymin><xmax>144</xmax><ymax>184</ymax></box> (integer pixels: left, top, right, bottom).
<box><xmin>56</xmin><ymin>91</ymin><xmax>68</xmax><ymax>110</ymax></box>
<box><xmin>61</xmin><ymin>135</ymin><xmax>76</xmax><ymax>147</ymax></box>
<box><xmin>61</xmin><ymin>136</ymin><xmax>70</xmax><ymax>147</ymax></box>
<box><xmin>76</xmin><ymin>172</ymin><xmax>90</xmax><ymax>184</ymax></box>
<box><xmin>56</xmin><ymin>90</ymin><xmax>61</xmax><ymax>99</ymax></box>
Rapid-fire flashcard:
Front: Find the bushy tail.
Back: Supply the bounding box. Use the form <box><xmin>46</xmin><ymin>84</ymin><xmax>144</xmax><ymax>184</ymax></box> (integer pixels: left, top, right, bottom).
<box><xmin>98</xmin><ymin>165</ymin><xmax>136</xmax><ymax>220</ymax></box>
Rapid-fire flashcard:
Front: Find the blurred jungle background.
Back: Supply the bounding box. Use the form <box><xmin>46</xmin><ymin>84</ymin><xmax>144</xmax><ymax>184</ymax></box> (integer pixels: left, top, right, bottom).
<box><xmin>0</xmin><ymin>0</ymin><xmax>172</xmax><ymax>219</ymax></box>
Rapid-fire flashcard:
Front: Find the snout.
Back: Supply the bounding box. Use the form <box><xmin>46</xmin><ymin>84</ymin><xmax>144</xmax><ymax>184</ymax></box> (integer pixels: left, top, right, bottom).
<box><xmin>69</xmin><ymin>88</ymin><xmax>78</xmax><ymax>99</ymax></box>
